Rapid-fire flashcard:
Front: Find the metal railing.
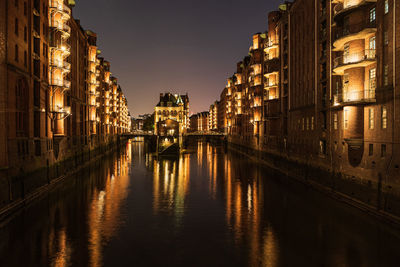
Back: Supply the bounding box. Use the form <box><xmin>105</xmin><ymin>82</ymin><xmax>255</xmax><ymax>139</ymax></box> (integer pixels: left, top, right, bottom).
<box><xmin>333</xmin><ymin>49</ymin><xmax>376</xmax><ymax>68</ymax></box>
<box><xmin>49</xmin><ymin>0</ymin><xmax>71</xmax><ymax>16</ymax></box>
<box><xmin>50</xmin><ymin>59</ymin><xmax>70</xmax><ymax>70</ymax></box>
<box><xmin>49</xmin><ymin>78</ymin><xmax>70</xmax><ymax>89</ymax></box>
<box><xmin>334</xmin><ymin>0</ymin><xmax>370</xmax><ymax>16</ymax></box>
<box><xmin>333</xmin><ymin>89</ymin><xmax>375</xmax><ymax>104</ymax></box>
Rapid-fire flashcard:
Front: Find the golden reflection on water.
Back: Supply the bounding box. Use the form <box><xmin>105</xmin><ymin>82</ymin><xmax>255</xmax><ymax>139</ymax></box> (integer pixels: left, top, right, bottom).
<box><xmin>85</xmin><ymin>141</ymin><xmax>132</xmax><ymax>267</ymax></box>
<box><xmin>151</xmin><ymin>154</ymin><xmax>190</xmax><ymax>220</ymax></box>
<box><xmin>222</xmin><ymin>148</ymin><xmax>279</xmax><ymax>267</ymax></box>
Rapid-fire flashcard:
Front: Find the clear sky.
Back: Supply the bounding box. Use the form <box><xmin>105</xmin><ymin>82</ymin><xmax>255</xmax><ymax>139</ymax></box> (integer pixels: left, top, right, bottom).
<box><xmin>73</xmin><ymin>0</ymin><xmax>283</xmax><ymax>117</ymax></box>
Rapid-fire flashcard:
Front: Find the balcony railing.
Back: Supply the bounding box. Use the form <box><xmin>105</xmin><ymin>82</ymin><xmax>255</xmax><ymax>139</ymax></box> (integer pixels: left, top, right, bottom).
<box><xmin>333</xmin><ymin>49</ymin><xmax>376</xmax><ymax>68</ymax></box>
<box><xmin>50</xmin><ymin>20</ymin><xmax>71</xmax><ymax>35</ymax></box>
<box><xmin>334</xmin><ymin>0</ymin><xmax>373</xmax><ymax>17</ymax></box>
<box><xmin>264</xmin><ymin>40</ymin><xmax>279</xmax><ymax>49</ymax></box>
<box><xmin>334</xmin><ymin>20</ymin><xmax>376</xmax><ymax>42</ymax></box>
<box><xmin>50</xmin><ymin>59</ymin><xmax>70</xmax><ymax>70</ymax></box>
<box><xmin>265</xmin><ymin>82</ymin><xmax>279</xmax><ymax>88</ymax></box>
<box><xmin>49</xmin><ymin>78</ymin><xmax>70</xmax><ymax>89</ymax></box>
<box><xmin>333</xmin><ymin>89</ymin><xmax>375</xmax><ymax>105</ymax></box>
<box><xmin>49</xmin><ymin>0</ymin><xmax>71</xmax><ymax>16</ymax></box>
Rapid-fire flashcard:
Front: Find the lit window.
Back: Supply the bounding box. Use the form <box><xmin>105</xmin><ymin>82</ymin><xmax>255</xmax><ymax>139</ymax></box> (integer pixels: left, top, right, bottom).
<box><xmin>385</xmin><ymin>0</ymin><xmax>389</xmax><ymax>14</ymax></box>
<box><xmin>384</xmin><ymin>65</ymin><xmax>389</xmax><ymax>86</ymax></box>
<box><xmin>369</xmin><ymin>8</ymin><xmax>376</xmax><ymax>22</ymax></box>
<box><xmin>382</xmin><ymin>107</ymin><xmax>387</xmax><ymax>129</ymax></box>
<box><xmin>302</xmin><ymin>118</ymin><xmax>305</xmax><ymax>131</ymax></box>
<box><xmin>369</xmin><ymin>108</ymin><xmax>375</xmax><ymax>129</ymax></box>
<box><xmin>369</xmin><ymin>37</ymin><xmax>376</xmax><ymax>53</ymax></box>
<box><xmin>334</xmin><ymin>113</ymin><xmax>338</xmax><ymax>130</ymax></box>
<box><xmin>344</xmin><ymin>110</ymin><xmax>349</xmax><ymax>130</ymax></box>
<box><xmin>311</xmin><ymin>116</ymin><xmax>314</xmax><ymax>130</ymax></box>
<box><xmin>369</xmin><ymin>68</ymin><xmax>376</xmax><ymax>94</ymax></box>
<box><xmin>306</xmin><ymin>117</ymin><xmax>309</xmax><ymax>130</ymax></box>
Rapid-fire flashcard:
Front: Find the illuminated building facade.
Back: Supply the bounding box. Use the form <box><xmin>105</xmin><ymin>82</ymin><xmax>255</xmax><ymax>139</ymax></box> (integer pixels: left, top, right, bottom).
<box><xmin>189</xmin><ymin>112</ymin><xmax>209</xmax><ymax>132</ymax></box>
<box><xmin>0</xmin><ymin>0</ymin><xmax>131</xmax><ymax>185</ymax></box>
<box><xmin>209</xmin><ymin>101</ymin><xmax>219</xmax><ymax>131</ymax></box>
<box><xmin>154</xmin><ymin>93</ymin><xmax>190</xmax><ymax>136</ymax></box>
<box><xmin>210</xmin><ymin>0</ymin><xmax>400</xmax><ymax>213</ymax></box>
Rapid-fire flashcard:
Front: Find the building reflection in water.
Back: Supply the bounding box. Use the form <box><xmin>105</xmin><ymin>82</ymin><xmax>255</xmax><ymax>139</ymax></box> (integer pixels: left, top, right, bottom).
<box><xmin>87</xmin><ymin>141</ymin><xmax>132</xmax><ymax>267</ymax></box>
<box><xmin>220</xmin><ymin>146</ymin><xmax>279</xmax><ymax>267</ymax></box>
<box><xmin>151</xmin><ymin>153</ymin><xmax>190</xmax><ymax>225</ymax></box>
<box><xmin>1</xmin><ymin>141</ymin><xmax>397</xmax><ymax>266</ymax></box>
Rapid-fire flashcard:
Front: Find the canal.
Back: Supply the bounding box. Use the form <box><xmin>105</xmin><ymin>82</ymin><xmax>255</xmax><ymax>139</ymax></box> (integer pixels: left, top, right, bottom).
<box><xmin>0</xmin><ymin>140</ymin><xmax>400</xmax><ymax>267</ymax></box>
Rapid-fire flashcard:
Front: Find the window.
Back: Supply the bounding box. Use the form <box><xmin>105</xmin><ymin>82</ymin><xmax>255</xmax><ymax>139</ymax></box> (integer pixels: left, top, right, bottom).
<box><xmin>15</xmin><ymin>18</ymin><xmax>18</xmax><ymax>35</ymax></box>
<box><xmin>24</xmin><ymin>51</ymin><xmax>27</xmax><ymax>67</ymax></box>
<box><xmin>15</xmin><ymin>45</ymin><xmax>18</xmax><ymax>62</ymax></box>
<box><xmin>369</xmin><ymin>108</ymin><xmax>375</xmax><ymax>129</ymax></box>
<box><xmin>369</xmin><ymin>37</ymin><xmax>376</xmax><ymax>50</ymax></box>
<box><xmin>381</xmin><ymin>144</ymin><xmax>386</xmax><ymax>157</ymax></box>
<box><xmin>385</xmin><ymin>0</ymin><xmax>389</xmax><ymax>14</ymax></box>
<box><xmin>334</xmin><ymin>113</ymin><xmax>338</xmax><ymax>130</ymax></box>
<box><xmin>369</xmin><ymin>68</ymin><xmax>376</xmax><ymax>93</ymax></box>
<box><xmin>344</xmin><ymin>109</ymin><xmax>349</xmax><ymax>130</ymax></box>
<box><xmin>369</xmin><ymin>37</ymin><xmax>376</xmax><ymax>58</ymax></box>
<box><xmin>15</xmin><ymin>0</ymin><xmax>18</xmax><ymax>8</ymax></box>
<box><xmin>302</xmin><ymin>118</ymin><xmax>305</xmax><ymax>131</ymax></box>
<box><xmin>24</xmin><ymin>26</ymin><xmax>27</xmax><ymax>42</ymax></box>
<box><xmin>306</xmin><ymin>117</ymin><xmax>309</xmax><ymax>130</ymax></box>
<box><xmin>382</xmin><ymin>107</ymin><xmax>387</xmax><ymax>129</ymax></box>
<box><xmin>311</xmin><ymin>116</ymin><xmax>314</xmax><ymax>130</ymax></box>
<box><xmin>369</xmin><ymin>144</ymin><xmax>374</xmax><ymax>156</ymax></box>
<box><xmin>369</xmin><ymin>8</ymin><xmax>376</xmax><ymax>22</ymax></box>
<box><xmin>384</xmin><ymin>65</ymin><xmax>389</xmax><ymax>86</ymax></box>
<box><xmin>24</xmin><ymin>2</ymin><xmax>27</xmax><ymax>15</ymax></box>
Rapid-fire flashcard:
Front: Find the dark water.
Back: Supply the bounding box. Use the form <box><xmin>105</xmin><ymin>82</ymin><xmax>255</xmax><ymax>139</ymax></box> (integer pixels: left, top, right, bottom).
<box><xmin>1</xmin><ymin>141</ymin><xmax>400</xmax><ymax>267</ymax></box>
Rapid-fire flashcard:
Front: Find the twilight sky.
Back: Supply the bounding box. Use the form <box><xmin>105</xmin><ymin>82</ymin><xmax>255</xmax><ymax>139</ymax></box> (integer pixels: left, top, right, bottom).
<box><xmin>73</xmin><ymin>0</ymin><xmax>283</xmax><ymax>117</ymax></box>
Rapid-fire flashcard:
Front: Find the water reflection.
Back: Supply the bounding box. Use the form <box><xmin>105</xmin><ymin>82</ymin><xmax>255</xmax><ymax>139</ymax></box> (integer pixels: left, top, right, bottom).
<box><xmin>0</xmin><ymin>141</ymin><xmax>399</xmax><ymax>267</ymax></box>
<box><xmin>0</xmin><ymin>142</ymin><xmax>133</xmax><ymax>267</ymax></box>
<box><xmin>149</xmin><ymin>154</ymin><xmax>190</xmax><ymax>225</ymax></box>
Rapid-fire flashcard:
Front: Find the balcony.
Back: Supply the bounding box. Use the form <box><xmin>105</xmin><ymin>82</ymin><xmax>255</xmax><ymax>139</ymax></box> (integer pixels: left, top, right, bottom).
<box><xmin>264</xmin><ymin>82</ymin><xmax>279</xmax><ymax>89</ymax></box>
<box><xmin>50</xmin><ymin>20</ymin><xmax>71</xmax><ymax>36</ymax></box>
<box><xmin>50</xmin><ymin>42</ymin><xmax>71</xmax><ymax>57</ymax></box>
<box><xmin>333</xmin><ymin>0</ymin><xmax>377</xmax><ymax>20</ymax></box>
<box><xmin>333</xmin><ymin>49</ymin><xmax>376</xmax><ymax>74</ymax></box>
<box><xmin>333</xmin><ymin>21</ymin><xmax>376</xmax><ymax>51</ymax></box>
<box><xmin>49</xmin><ymin>0</ymin><xmax>71</xmax><ymax>17</ymax></box>
<box><xmin>264</xmin><ymin>58</ymin><xmax>280</xmax><ymax>74</ymax></box>
<box><xmin>332</xmin><ymin>89</ymin><xmax>376</xmax><ymax>106</ymax></box>
<box><xmin>264</xmin><ymin>41</ymin><xmax>279</xmax><ymax>52</ymax></box>
<box><xmin>49</xmin><ymin>78</ymin><xmax>70</xmax><ymax>90</ymax></box>
<box><xmin>50</xmin><ymin>59</ymin><xmax>70</xmax><ymax>71</ymax></box>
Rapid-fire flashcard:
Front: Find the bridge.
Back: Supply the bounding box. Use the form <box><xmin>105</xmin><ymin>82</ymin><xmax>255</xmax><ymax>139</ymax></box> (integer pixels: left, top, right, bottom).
<box><xmin>123</xmin><ymin>131</ymin><xmax>226</xmax><ymax>138</ymax></box>
<box><xmin>122</xmin><ymin>131</ymin><xmax>226</xmax><ymax>155</ymax></box>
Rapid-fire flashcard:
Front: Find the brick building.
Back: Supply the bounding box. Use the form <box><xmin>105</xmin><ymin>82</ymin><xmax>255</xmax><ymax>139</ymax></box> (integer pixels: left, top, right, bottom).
<box><xmin>208</xmin><ymin>0</ymin><xmax>400</xmax><ymax>215</ymax></box>
<box><xmin>0</xmin><ymin>0</ymin><xmax>131</xmax><ymax>195</ymax></box>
